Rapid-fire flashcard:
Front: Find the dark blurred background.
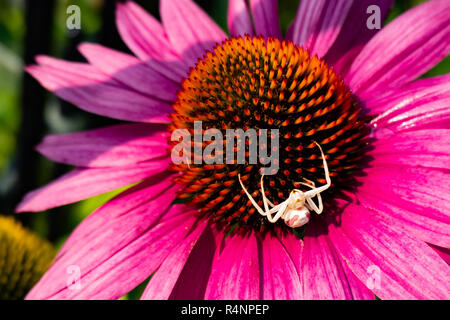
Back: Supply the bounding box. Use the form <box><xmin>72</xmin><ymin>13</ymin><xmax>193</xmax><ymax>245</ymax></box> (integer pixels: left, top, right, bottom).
<box><xmin>0</xmin><ymin>0</ymin><xmax>448</xmax><ymax>299</ymax></box>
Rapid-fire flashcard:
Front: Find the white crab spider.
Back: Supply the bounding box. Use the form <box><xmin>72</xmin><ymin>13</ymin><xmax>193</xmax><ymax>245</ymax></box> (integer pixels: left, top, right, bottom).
<box><xmin>238</xmin><ymin>141</ymin><xmax>331</xmax><ymax>228</ymax></box>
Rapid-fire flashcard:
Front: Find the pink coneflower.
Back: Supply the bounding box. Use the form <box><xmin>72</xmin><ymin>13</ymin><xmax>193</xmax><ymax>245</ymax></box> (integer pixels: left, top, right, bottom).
<box><xmin>19</xmin><ymin>0</ymin><xmax>449</xmax><ymax>300</ymax></box>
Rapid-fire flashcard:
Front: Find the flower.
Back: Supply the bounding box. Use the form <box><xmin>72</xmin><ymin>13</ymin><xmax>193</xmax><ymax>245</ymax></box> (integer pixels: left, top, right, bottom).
<box><xmin>19</xmin><ymin>0</ymin><xmax>450</xmax><ymax>300</ymax></box>
<box><xmin>0</xmin><ymin>216</ymin><xmax>54</xmax><ymax>300</ymax></box>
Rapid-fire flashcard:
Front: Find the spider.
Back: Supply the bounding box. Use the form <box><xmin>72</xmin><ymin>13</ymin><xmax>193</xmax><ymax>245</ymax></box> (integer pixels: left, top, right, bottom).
<box><xmin>238</xmin><ymin>141</ymin><xmax>331</xmax><ymax>228</ymax></box>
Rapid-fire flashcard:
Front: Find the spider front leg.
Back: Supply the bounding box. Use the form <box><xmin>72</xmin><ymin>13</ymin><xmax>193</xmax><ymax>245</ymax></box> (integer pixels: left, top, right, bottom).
<box><xmin>260</xmin><ymin>174</ymin><xmax>276</xmax><ymax>210</ymax></box>
<box><xmin>259</xmin><ymin>174</ymin><xmax>289</xmax><ymax>222</ymax></box>
<box><xmin>266</xmin><ymin>199</ymin><xmax>290</xmax><ymax>223</ymax></box>
<box><xmin>260</xmin><ymin>175</ymin><xmax>294</xmax><ymax>223</ymax></box>
<box><xmin>260</xmin><ymin>175</ymin><xmax>291</xmax><ymax>224</ymax></box>
<box><xmin>306</xmin><ymin>196</ymin><xmax>323</xmax><ymax>214</ymax></box>
<box><xmin>238</xmin><ymin>174</ymin><xmax>268</xmax><ymax>217</ymax></box>
<box><xmin>304</xmin><ymin>141</ymin><xmax>332</xmax><ymax>198</ymax></box>
<box><xmin>238</xmin><ymin>174</ymin><xmax>284</xmax><ymax>221</ymax></box>
<box><xmin>299</xmin><ymin>180</ymin><xmax>323</xmax><ymax>214</ymax></box>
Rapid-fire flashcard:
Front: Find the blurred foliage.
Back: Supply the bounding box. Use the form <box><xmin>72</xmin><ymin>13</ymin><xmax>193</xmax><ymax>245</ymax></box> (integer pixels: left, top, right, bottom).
<box><xmin>0</xmin><ymin>0</ymin><xmax>23</xmax><ymax>173</ymax></box>
<box><xmin>0</xmin><ymin>0</ymin><xmax>448</xmax><ymax>299</ymax></box>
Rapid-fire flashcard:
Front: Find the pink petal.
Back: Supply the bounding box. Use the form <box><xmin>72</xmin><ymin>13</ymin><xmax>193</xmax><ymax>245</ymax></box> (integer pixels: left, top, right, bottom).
<box><xmin>328</xmin><ymin>203</ymin><xmax>450</xmax><ymax>299</ymax></box>
<box><xmin>37</xmin><ymin>124</ymin><xmax>169</xmax><ymax>167</ymax></box>
<box><xmin>369</xmin><ymin>129</ymin><xmax>450</xmax><ymax>169</ymax></box>
<box><xmin>55</xmin><ymin>172</ymin><xmax>176</xmax><ymax>255</ymax></box>
<box><xmin>277</xmin><ymin>231</ymin><xmax>303</xmax><ymax>275</ymax></box>
<box><xmin>346</xmin><ymin>0</ymin><xmax>450</xmax><ymax>97</ymax></box>
<box><xmin>300</xmin><ymin>219</ymin><xmax>374</xmax><ymax>299</ymax></box>
<box><xmin>16</xmin><ymin>160</ymin><xmax>169</xmax><ymax>212</ymax></box>
<box><xmin>169</xmin><ymin>227</ymin><xmax>217</xmax><ymax>299</ymax></box>
<box><xmin>249</xmin><ymin>0</ymin><xmax>282</xmax><ymax>39</ymax></box>
<box><xmin>160</xmin><ymin>0</ymin><xmax>227</xmax><ymax>67</ymax></box>
<box><xmin>324</xmin><ymin>0</ymin><xmax>394</xmax><ymax>76</ymax></box>
<box><xmin>360</xmin><ymin>165</ymin><xmax>450</xmax><ymax>222</ymax></box>
<box><xmin>78</xmin><ymin>43</ymin><xmax>179</xmax><ymax>102</ymax></box>
<box><xmin>287</xmin><ymin>0</ymin><xmax>353</xmax><ymax>57</ymax></box>
<box><xmin>141</xmin><ymin>219</ymin><xmax>209</xmax><ymax>300</ymax></box>
<box><xmin>27</xmin><ymin>200</ymin><xmax>197</xmax><ymax>300</ymax></box>
<box><xmin>27</xmin><ymin>57</ymin><xmax>172</xmax><ymax>123</ymax></box>
<box><xmin>377</xmin><ymin>97</ymin><xmax>450</xmax><ymax>132</ymax></box>
<box><xmin>340</xmin><ymin>257</ymin><xmax>376</xmax><ymax>300</ymax></box>
<box><xmin>204</xmin><ymin>232</ymin><xmax>260</xmax><ymax>299</ymax></box>
<box><xmin>306</xmin><ymin>0</ymin><xmax>354</xmax><ymax>58</ymax></box>
<box><xmin>287</xmin><ymin>0</ymin><xmax>327</xmax><ymax>46</ymax></box>
<box><xmin>365</xmin><ymin>74</ymin><xmax>450</xmax><ymax>116</ymax></box>
<box><xmin>27</xmin><ymin>176</ymin><xmax>178</xmax><ymax>299</ymax></box>
<box><xmin>115</xmin><ymin>1</ymin><xmax>187</xmax><ymax>81</ymax></box>
<box><xmin>359</xmin><ymin>191</ymin><xmax>450</xmax><ymax>249</ymax></box>
<box><xmin>227</xmin><ymin>0</ymin><xmax>254</xmax><ymax>37</ymax></box>
<box><xmin>357</xmin><ymin>166</ymin><xmax>450</xmax><ymax>248</ymax></box>
<box><xmin>429</xmin><ymin>244</ymin><xmax>450</xmax><ymax>265</ymax></box>
<box><xmin>369</xmin><ymin>75</ymin><xmax>450</xmax><ymax>132</ymax></box>
<box><xmin>260</xmin><ymin>234</ymin><xmax>301</xmax><ymax>299</ymax></box>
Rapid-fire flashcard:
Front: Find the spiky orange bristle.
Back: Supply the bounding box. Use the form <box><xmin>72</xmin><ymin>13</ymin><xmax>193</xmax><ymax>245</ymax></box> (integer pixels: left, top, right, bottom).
<box><xmin>169</xmin><ymin>36</ymin><xmax>370</xmax><ymax>233</ymax></box>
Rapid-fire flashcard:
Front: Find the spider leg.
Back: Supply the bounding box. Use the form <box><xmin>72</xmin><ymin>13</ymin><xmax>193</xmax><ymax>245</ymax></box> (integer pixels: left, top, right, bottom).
<box><xmin>260</xmin><ymin>175</ymin><xmax>278</xmax><ymax>208</ymax></box>
<box><xmin>304</xmin><ymin>201</ymin><xmax>312</xmax><ymax>211</ymax></box>
<box><xmin>260</xmin><ymin>174</ymin><xmax>273</xmax><ymax>211</ymax></box>
<box><xmin>265</xmin><ymin>197</ymin><xmax>276</xmax><ymax>208</ymax></box>
<box><xmin>298</xmin><ymin>181</ymin><xmax>315</xmax><ymax>189</ymax></box>
<box><xmin>256</xmin><ymin>198</ymin><xmax>288</xmax><ymax>223</ymax></box>
<box><xmin>238</xmin><ymin>174</ymin><xmax>270</xmax><ymax>217</ymax></box>
<box><xmin>298</xmin><ymin>181</ymin><xmax>323</xmax><ymax>214</ymax></box>
<box><xmin>303</xmin><ymin>183</ymin><xmax>328</xmax><ymax>198</ymax></box>
<box><xmin>306</xmin><ymin>196</ymin><xmax>323</xmax><ymax>214</ymax></box>
<box><xmin>304</xmin><ymin>142</ymin><xmax>331</xmax><ymax>198</ymax></box>
<box><xmin>266</xmin><ymin>200</ymin><xmax>289</xmax><ymax>223</ymax></box>
<box><xmin>299</xmin><ymin>180</ymin><xmax>322</xmax><ymax>200</ymax></box>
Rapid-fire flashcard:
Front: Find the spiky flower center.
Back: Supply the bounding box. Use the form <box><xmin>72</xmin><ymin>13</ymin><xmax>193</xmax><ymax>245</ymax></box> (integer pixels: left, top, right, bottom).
<box><xmin>169</xmin><ymin>36</ymin><xmax>369</xmax><ymax>234</ymax></box>
<box><xmin>0</xmin><ymin>216</ymin><xmax>54</xmax><ymax>299</ymax></box>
